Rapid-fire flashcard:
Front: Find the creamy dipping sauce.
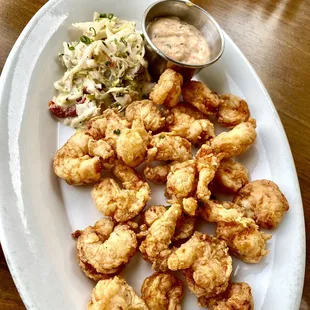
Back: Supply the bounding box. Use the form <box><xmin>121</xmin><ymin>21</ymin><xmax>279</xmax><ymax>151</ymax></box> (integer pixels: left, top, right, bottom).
<box><xmin>148</xmin><ymin>17</ymin><xmax>210</xmax><ymax>65</ymax></box>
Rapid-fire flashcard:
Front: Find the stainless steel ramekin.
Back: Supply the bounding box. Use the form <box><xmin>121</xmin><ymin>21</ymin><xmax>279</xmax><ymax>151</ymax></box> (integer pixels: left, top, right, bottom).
<box><xmin>142</xmin><ymin>0</ymin><xmax>225</xmax><ymax>81</ymax></box>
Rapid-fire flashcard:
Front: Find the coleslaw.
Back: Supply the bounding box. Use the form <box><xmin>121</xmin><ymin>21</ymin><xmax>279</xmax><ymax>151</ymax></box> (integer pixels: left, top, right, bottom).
<box><xmin>49</xmin><ymin>12</ymin><xmax>153</xmax><ymax>128</ymax></box>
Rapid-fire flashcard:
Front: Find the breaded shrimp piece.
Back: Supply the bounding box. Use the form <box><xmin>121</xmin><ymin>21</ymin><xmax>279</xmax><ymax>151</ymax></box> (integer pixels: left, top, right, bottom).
<box><xmin>216</xmin><ymin>217</ymin><xmax>271</xmax><ymax>263</ymax></box>
<box><xmin>141</xmin><ymin>272</ymin><xmax>184</xmax><ymax>310</ymax></box>
<box><xmin>168</xmin><ymin>232</ymin><xmax>232</xmax><ymax>298</ymax></box>
<box><xmin>88</xmin><ymin>138</ymin><xmax>115</xmax><ymax>160</ymax></box>
<box><xmin>198</xmin><ymin>200</ymin><xmax>245</xmax><ymax>223</ymax></box>
<box><xmin>147</xmin><ymin>133</ymin><xmax>192</xmax><ymax>163</ymax></box>
<box><xmin>182</xmin><ymin>197</ymin><xmax>198</xmax><ymax>216</ymax></box>
<box><xmin>182</xmin><ymin>81</ymin><xmax>220</xmax><ymax>115</ymax></box>
<box><xmin>209</xmin><ymin>119</ymin><xmax>257</xmax><ymax>158</ymax></box>
<box><xmin>140</xmin><ymin>205</ymin><xmax>195</xmax><ymax>242</ymax></box>
<box><xmin>214</xmin><ymin>159</ymin><xmax>249</xmax><ymax>193</ymax></box>
<box><xmin>233</xmin><ymin>179</ymin><xmax>289</xmax><ymax>229</ymax></box>
<box><xmin>116</xmin><ymin>118</ymin><xmax>151</xmax><ymax>167</ymax></box>
<box><xmin>166</xmin><ymin>103</ymin><xmax>215</xmax><ymax>144</ymax></box>
<box><xmin>195</xmin><ymin>149</ymin><xmax>221</xmax><ymax>202</ymax></box>
<box><xmin>92</xmin><ymin>161</ymin><xmax>151</xmax><ymax>222</ymax></box>
<box><xmin>217</xmin><ymin>94</ymin><xmax>250</xmax><ymax>128</ymax></box>
<box><xmin>198</xmin><ymin>282</ymin><xmax>254</xmax><ymax>310</ymax></box>
<box><xmin>72</xmin><ymin>219</ymin><xmax>138</xmax><ymax>281</ymax></box>
<box><xmin>86</xmin><ymin>109</ymin><xmax>130</xmax><ymax>140</ymax></box>
<box><xmin>125</xmin><ymin>100</ymin><xmax>166</xmax><ymax>132</ymax></box>
<box><xmin>150</xmin><ymin>69</ymin><xmax>183</xmax><ymax>108</ymax></box>
<box><xmin>144</xmin><ymin>164</ymin><xmax>171</xmax><ymax>183</ymax></box>
<box><xmin>139</xmin><ymin>204</ymin><xmax>182</xmax><ymax>271</ymax></box>
<box><xmin>53</xmin><ymin>131</ymin><xmax>102</xmax><ymax>185</ymax></box>
<box><xmin>166</xmin><ymin>160</ymin><xmax>197</xmax><ymax>199</ymax></box>
<box><xmin>88</xmin><ymin>276</ymin><xmax>148</xmax><ymax>310</ymax></box>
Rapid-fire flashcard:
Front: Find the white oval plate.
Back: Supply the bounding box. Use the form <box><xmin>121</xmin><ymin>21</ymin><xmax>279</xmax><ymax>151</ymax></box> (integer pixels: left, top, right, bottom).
<box><xmin>0</xmin><ymin>0</ymin><xmax>305</xmax><ymax>309</ymax></box>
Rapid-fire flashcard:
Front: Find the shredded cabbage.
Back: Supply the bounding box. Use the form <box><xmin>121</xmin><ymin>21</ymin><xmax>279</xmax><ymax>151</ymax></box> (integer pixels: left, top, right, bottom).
<box><xmin>52</xmin><ymin>12</ymin><xmax>153</xmax><ymax>128</ymax></box>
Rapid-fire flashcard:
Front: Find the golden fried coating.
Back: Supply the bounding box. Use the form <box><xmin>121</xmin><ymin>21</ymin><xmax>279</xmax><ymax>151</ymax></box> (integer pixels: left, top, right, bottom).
<box><xmin>182</xmin><ymin>197</ymin><xmax>198</xmax><ymax>216</ymax></box>
<box><xmin>166</xmin><ymin>103</ymin><xmax>215</xmax><ymax>144</ymax></box>
<box><xmin>233</xmin><ymin>179</ymin><xmax>289</xmax><ymax>229</ymax></box>
<box><xmin>174</xmin><ymin>215</ymin><xmax>195</xmax><ymax>241</ymax></box>
<box><xmin>116</xmin><ymin>118</ymin><xmax>151</xmax><ymax>167</ymax></box>
<box><xmin>166</xmin><ymin>160</ymin><xmax>197</xmax><ymax>199</ymax></box>
<box><xmin>209</xmin><ymin>119</ymin><xmax>257</xmax><ymax>158</ymax></box>
<box><xmin>144</xmin><ymin>164</ymin><xmax>171</xmax><ymax>183</ymax></box>
<box><xmin>53</xmin><ymin>131</ymin><xmax>102</xmax><ymax>185</ymax></box>
<box><xmin>88</xmin><ymin>276</ymin><xmax>148</xmax><ymax>310</ymax></box>
<box><xmin>92</xmin><ymin>161</ymin><xmax>151</xmax><ymax>222</ymax></box>
<box><xmin>87</xmin><ymin>109</ymin><xmax>130</xmax><ymax>140</ymax></box>
<box><xmin>168</xmin><ymin>232</ymin><xmax>232</xmax><ymax>298</ymax></box>
<box><xmin>141</xmin><ymin>205</ymin><xmax>195</xmax><ymax>242</ymax></box>
<box><xmin>199</xmin><ymin>200</ymin><xmax>245</xmax><ymax>223</ymax></box>
<box><xmin>214</xmin><ymin>159</ymin><xmax>249</xmax><ymax>193</ymax></box>
<box><xmin>87</xmin><ymin>138</ymin><xmax>115</xmax><ymax>160</ymax></box>
<box><xmin>125</xmin><ymin>100</ymin><xmax>166</xmax><ymax>132</ymax></box>
<box><xmin>150</xmin><ymin>69</ymin><xmax>183</xmax><ymax>108</ymax></box>
<box><xmin>217</xmin><ymin>94</ymin><xmax>250</xmax><ymax>128</ymax></box>
<box><xmin>141</xmin><ymin>272</ymin><xmax>184</xmax><ymax>310</ymax></box>
<box><xmin>216</xmin><ymin>217</ymin><xmax>271</xmax><ymax>263</ymax></box>
<box><xmin>195</xmin><ymin>150</ymin><xmax>221</xmax><ymax>202</ymax></box>
<box><xmin>182</xmin><ymin>81</ymin><xmax>220</xmax><ymax>115</ymax></box>
<box><xmin>72</xmin><ymin>219</ymin><xmax>137</xmax><ymax>281</ymax></box>
<box><xmin>139</xmin><ymin>204</ymin><xmax>182</xmax><ymax>271</ymax></box>
<box><xmin>147</xmin><ymin>133</ymin><xmax>192</xmax><ymax>163</ymax></box>
<box><xmin>198</xmin><ymin>282</ymin><xmax>254</xmax><ymax>310</ymax></box>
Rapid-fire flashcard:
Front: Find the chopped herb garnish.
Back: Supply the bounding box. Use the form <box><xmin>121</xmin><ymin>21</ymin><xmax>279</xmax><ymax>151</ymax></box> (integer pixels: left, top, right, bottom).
<box><xmin>105</xmin><ymin>61</ymin><xmax>111</xmax><ymax>66</ymax></box>
<box><xmin>140</xmin><ymin>33</ymin><xmax>145</xmax><ymax>39</ymax></box>
<box><xmin>120</xmin><ymin>37</ymin><xmax>126</xmax><ymax>44</ymax></box>
<box><xmin>165</xmin><ymin>205</ymin><xmax>171</xmax><ymax>209</ymax></box>
<box><xmin>89</xmin><ymin>27</ymin><xmax>97</xmax><ymax>36</ymax></box>
<box><xmin>108</xmin><ymin>13</ymin><xmax>114</xmax><ymax>19</ymax></box>
<box><xmin>80</xmin><ymin>35</ymin><xmax>93</xmax><ymax>45</ymax></box>
<box><xmin>102</xmin><ymin>40</ymin><xmax>107</xmax><ymax>47</ymax></box>
<box><xmin>99</xmin><ymin>13</ymin><xmax>107</xmax><ymax>18</ymax></box>
<box><xmin>113</xmin><ymin>129</ymin><xmax>121</xmax><ymax>135</ymax></box>
<box><xmin>159</xmin><ymin>135</ymin><xmax>165</xmax><ymax>139</ymax></box>
<box><xmin>58</xmin><ymin>53</ymin><xmax>64</xmax><ymax>59</ymax></box>
<box><xmin>166</xmin><ymin>43</ymin><xmax>172</xmax><ymax>49</ymax></box>
<box><xmin>114</xmin><ymin>38</ymin><xmax>118</xmax><ymax>44</ymax></box>
<box><xmin>126</xmin><ymin>51</ymin><xmax>130</xmax><ymax>56</ymax></box>
<box><xmin>68</xmin><ymin>46</ymin><xmax>75</xmax><ymax>51</ymax></box>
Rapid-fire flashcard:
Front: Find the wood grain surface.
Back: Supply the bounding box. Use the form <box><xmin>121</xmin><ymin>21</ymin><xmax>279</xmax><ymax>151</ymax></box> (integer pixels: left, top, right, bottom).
<box><xmin>0</xmin><ymin>0</ymin><xmax>309</xmax><ymax>309</ymax></box>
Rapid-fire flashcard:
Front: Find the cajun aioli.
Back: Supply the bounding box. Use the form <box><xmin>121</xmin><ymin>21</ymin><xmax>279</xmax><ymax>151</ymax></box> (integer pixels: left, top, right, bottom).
<box><xmin>147</xmin><ymin>17</ymin><xmax>211</xmax><ymax>65</ymax></box>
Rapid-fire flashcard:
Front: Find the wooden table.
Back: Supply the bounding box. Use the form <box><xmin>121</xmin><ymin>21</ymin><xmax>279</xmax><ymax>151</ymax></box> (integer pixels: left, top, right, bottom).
<box><xmin>0</xmin><ymin>0</ymin><xmax>309</xmax><ymax>309</ymax></box>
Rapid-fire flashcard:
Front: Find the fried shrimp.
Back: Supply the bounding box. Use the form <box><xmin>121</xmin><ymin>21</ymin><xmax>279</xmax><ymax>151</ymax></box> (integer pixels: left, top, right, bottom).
<box><xmin>72</xmin><ymin>219</ymin><xmax>138</xmax><ymax>281</ymax></box>
<box><xmin>147</xmin><ymin>133</ymin><xmax>192</xmax><ymax>163</ymax></box>
<box><xmin>198</xmin><ymin>200</ymin><xmax>245</xmax><ymax>223</ymax></box>
<box><xmin>198</xmin><ymin>200</ymin><xmax>271</xmax><ymax>263</ymax></box>
<box><xmin>198</xmin><ymin>282</ymin><xmax>254</xmax><ymax>310</ymax></box>
<box><xmin>150</xmin><ymin>69</ymin><xmax>183</xmax><ymax>108</ymax></box>
<box><xmin>214</xmin><ymin>159</ymin><xmax>249</xmax><ymax>193</ymax></box>
<box><xmin>144</xmin><ymin>164</ymin><xmax>171</xmax><ymax>183</ymax></box>
<box><xmin>208</xmin><ymin>119</ymin><xmax>257</xmax><ymax>158</ymax></box>
<box><xmin>166</xmin><ymin>160</ymin><xmax>197</xmax><ymax>199</ymax></box>
<box><xmin>116</xmin><ymin>118</ymin><xmax>151</xmax><ymax>167</ymax></box>
<box><xmin>195</xmin><ymin>149</ymin><xmax>221</xmax><ymax>202</ymax></box>
<box><xmin>53</xmin><ymin>131</ymin><xmax>102</xmax><ymax>185</ymax></box>
<box><xmin>233</xmin><ymin>179</ymin><xmax>289</xmax><ymax>229</ymax></box>
<box><xmin>88</xmin><ymin>276</ymin><xmax>148</xmax><ymax>310</ymax></box>
<box><xmin>140</xmin><ymin>205</ymin><xmax>195</xmax><ymax>242</ymax></box>
<box><xmin>125</xmin><ymin>100</ymin><xmax>166</xmax><ymax>132</ymax></box>
<box><xmin>182</xmin><ymin>81</ymin><xmax>220</xmax><ymax>115</ymax></box>
<box><xmin>139</xmin><ymin>204</ymin><xmax>182</xmax><ymax>271</ymax></box>
<box><xmin>216</xmin><ymin>217</ymin><xmax>271</xmax><ymax>263</ymax></box>
<box><xmin>166</xmin><ymin>103</ymin><xmax>215</xmax><ymax>144</ymax></box>
<box><xmin>141</xmin><ymin>272</ymin><xmax>184</xmax><ymax>310</ymax></box>
<box><xmin>92</xmin><ymin>160</ymin><xmax>151</xmax><ymax>222</ymax></box>
<box><xmin>168</xmin><ymin>232</ymin><xmax>232</xmax><ymax>298</ymax></box>
<box><xmin>217</xmin><ymin>94</ymin><xmax>250</xmax><ymax>128</ymax></box>
<box><xmin>86</xmin><ymin>109</ymin><xmax>130</xmax><ymax>140</ymax></box>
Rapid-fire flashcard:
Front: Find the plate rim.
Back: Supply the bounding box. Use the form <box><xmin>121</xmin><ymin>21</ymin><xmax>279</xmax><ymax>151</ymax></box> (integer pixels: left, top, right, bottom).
<box><xmin>0</xmin><ymin>0</ymin><xmax>305</xmax><ymax>309</ymax></box>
